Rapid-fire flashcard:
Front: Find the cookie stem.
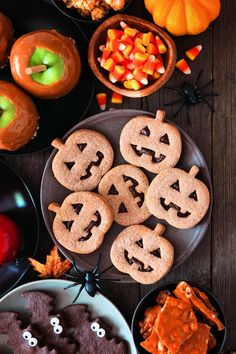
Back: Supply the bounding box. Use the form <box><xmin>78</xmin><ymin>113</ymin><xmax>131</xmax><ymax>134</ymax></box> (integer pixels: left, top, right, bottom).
<box><xmin>155</xmin><ymin>110</ymin><xmax>166</xmax><ymax>122</ymax></box>
<box><xmin>51</xmin><ymin>138</ymin><xmax>65</xmax><ymax>150</ymax></box>
<box><xmin>189</xmin><ymin>165</ymin><xmax>199</xmax><ymax>177</ymax></box>
<box><xmin>154</xmin><ymin>223</ymin><xmax>165</xmax><ymax>236</ymax></box>
<box><xmin>48</xmin><ymin>203</ymin><xmax>60</xmax><ymax>213</ymax></box>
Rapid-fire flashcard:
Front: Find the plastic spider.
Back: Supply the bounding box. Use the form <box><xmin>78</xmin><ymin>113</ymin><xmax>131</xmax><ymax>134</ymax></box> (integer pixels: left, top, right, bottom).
<box><xmin>164</xmin><ymin>70</ymin><xmax>218</xmax><ymax>124</ymax></box>
<box><xmin>64</xmin><ymin>255</ymin><xmax>119</xmax><ymax>302</ymax></box>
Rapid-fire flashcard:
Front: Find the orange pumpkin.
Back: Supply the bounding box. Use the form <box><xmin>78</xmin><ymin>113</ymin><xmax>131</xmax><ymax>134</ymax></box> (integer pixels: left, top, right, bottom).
<box><xmin>144</xmin><ymin>0</ymin><xmax>221</xmax><ymax>36</ymax></box>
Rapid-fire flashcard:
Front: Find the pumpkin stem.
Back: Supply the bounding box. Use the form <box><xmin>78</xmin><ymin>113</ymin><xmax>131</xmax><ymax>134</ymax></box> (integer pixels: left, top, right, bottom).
<box><xmin>155</xmin><ymin>110</ymin><xmax>166</xmax><ymax>122</ymax></box>
<box><xmin>51</xmin><ymin>138</ymin><xmax>65</xmax><ymax>150</ymax></box>
<box><xmin>154</xmin><ymin>223</ymin><xmax>165</xmax><ymax>236</ymax></box>
<box><xmin>189</xmin><ymin>165</ymin><xmax>199</xmax><ymax>177</ymax></box>
<box><xmin>48</xmin><ymin>202</ymin><xmax>61</xmax><ymax>213</ymax></box>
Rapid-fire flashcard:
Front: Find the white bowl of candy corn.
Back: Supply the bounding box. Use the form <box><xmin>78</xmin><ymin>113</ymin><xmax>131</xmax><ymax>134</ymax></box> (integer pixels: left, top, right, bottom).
<box><xmin>88</xmin><ymin>14</ymin><xmax>177</xmax><ymax>98</ymax></box>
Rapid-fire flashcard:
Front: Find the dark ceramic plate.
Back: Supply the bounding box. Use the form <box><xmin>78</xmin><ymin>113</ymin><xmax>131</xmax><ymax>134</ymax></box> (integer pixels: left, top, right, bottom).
<box><xmin>40</xmin><ymin>109</ymin><xmax>212</xmax><ymax>282</ymax></box>
<box><xmin>0</xmin><ymin>159</ymin><xmax>39</xmax><ymax>297</ymax></box>
<box><xmin>131</xmin><ymin>281</ymin><xmax>226</xmax><ymax>354</ymax></box>
<box><xmin>0</xmin><ymin>0</ymin><xmax>95</xmax><ymax>156</ymax></box>
<box><xmin>50</xmin><ymin>0</ymin><xmax>134</xmax><ymax>24</ymax></box>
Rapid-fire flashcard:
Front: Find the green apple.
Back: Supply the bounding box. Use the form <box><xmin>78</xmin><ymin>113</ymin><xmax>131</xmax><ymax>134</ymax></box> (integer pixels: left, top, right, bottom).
<box><xmin>29</xmin><ymin>47</ymin><xmax>64</xmax><ymax>85</ymax></box>
<box><xmin>0</xmin><ymin>96</ymin><xmax>16</xmax><ymax>129</ymax></box>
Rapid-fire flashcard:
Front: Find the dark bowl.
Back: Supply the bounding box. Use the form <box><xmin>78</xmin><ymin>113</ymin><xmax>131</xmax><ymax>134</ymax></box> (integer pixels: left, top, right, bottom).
<box><xmin>131</xmin><ymin>281</ymin><xmax>226</xmax><ymax>354</ymax></box>
<box><xmin>50</xmin><ymin>0</ymin><xmax>134</xmax><ymax>23</ymax></box>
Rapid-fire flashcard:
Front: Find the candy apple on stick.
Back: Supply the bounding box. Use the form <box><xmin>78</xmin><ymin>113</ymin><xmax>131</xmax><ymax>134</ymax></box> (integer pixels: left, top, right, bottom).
<box><xmin>10</xmin><ymin>29</ymin><xmax>81</xmax><ymax>99</ymax></box>
<box><xmin>0</xmin><ymin>81</ymin><xmax>39</xmax><ymax>151</ymax></box>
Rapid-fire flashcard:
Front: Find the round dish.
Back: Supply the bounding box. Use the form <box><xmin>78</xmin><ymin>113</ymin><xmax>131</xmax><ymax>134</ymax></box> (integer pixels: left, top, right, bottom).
<box><xmin>131</xmin><ymin>281</ymin><xmax>226</xmax><ymax>354</ymax></box>
<box><xmin>88</xmin><ymin>14</ymin><xmax>177</xmax><ymax>98</ymax></box>
<box><xmin>0</xmin><ymin>279</ymin><xmax>136</xmax><ymax>354</ymax></box>
<box><xmin>0</xmin><ymin>0</ymin><xmax>95</xmax><ymax>156</ymax></box>
<box><xmin>40</xmin><ymin>109</ymin><xmax>212</xmax><ymax>282</ymax></box>
<box><xmin>0</xmin><ymin>159</ymin><xmax>39</xmax><ymax>298</ymax></box>
<box><xmin>50</xmin><ymin>0</ymin><xmax>134</xmax><ymax>23</ymax></box>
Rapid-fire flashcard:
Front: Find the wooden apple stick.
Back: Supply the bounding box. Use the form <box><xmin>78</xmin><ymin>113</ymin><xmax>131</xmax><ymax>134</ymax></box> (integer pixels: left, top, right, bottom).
<box><xmin>25</xmin><ymin>64</ymin><xmax>47</xmax><ymax>75</ymax></box>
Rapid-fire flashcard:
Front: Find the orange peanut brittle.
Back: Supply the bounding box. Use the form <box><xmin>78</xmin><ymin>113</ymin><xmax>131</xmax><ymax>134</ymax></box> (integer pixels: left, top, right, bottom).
<box><xmin>155</xmin><ymin>297</ymin><xmax>198</xmax><ymax>354</ymax></box>
<box><xmin>139</xmin><ymin>305</ymin><xmax>161</xmax><ymax>339</ymax></box>
<box><xmin>174</xmin><ymin>281</ymin><xmax>224</xmax><ymax>331</ymax></box>
<box><xmin>178</xmin><ymin>323</ymin><xmax>210</xmax><ymax>354</ymax></box>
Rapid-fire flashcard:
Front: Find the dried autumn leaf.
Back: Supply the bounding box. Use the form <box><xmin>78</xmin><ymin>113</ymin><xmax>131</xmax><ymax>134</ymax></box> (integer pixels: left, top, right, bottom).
<box><xmin>28</xmin><ymin>245</ymin><xmax>71</xmax><ymax>278</ymax></box>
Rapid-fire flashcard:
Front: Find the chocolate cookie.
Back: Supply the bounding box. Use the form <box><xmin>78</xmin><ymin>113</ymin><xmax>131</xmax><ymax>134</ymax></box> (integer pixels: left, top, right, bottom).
<box><xmin>0</xmin><ymin>312</ymin><xmax>57</xmax><ymax>354</ymax></box>
<box><xmin>110</xmin><ymin>223</ymin><xmax>174</xmax><ymax>284</ymax></box>
<box><xmin>48</xmin><ymin>191</ymin><xmax>113</xmax><ymax>254</ymax></box>
<box><xmin>98</xmin><ymin>164</ymin><xmax>151</xmax><ymax>226</ymax></box>
<box><xmin>146</xmin><ymin>166</ymin><xmax>210</xmax><ymax>229</ymax></box>
<box><xmin>22</xmin><ymin>291</ymin><xmax>76</xmax><ymax>354</ymax></box>
<box><xmin>120</xmin><ymin>110</ymin><xmax>182</xmax><ymax>173</ymax></box>
<box><xmin>52</xmin><ymin>129</ymin><xmax>114</xmax><ymax>191</ymax></box>
<box><xmin>62</xmin><ymin>304</ymin><xmax>128</xmax><ymax>354</ymax></box>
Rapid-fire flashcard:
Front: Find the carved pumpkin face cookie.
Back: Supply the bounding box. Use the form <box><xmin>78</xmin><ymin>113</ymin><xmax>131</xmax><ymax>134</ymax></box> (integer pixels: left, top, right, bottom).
<box><xmin>146</xmin><ymin>166</ymin><xmax>210</xmax><ymax>229</ymax></box>
<box><xmin>52</xmin><ymin>129</ymin><xmax>114</xmax><ymax>191</ymax></box>
<box><xmin>98</xmin><ymin>164</ymin><xmax>151</xmax><ymax>226</ymax></box>
<box><xmin>110</xmin><ymin>224</ymin><xmax>174</xmax><ymax>284</ymax></box>
<box><xmin>48</xmin><ymin>191</ymin><xmax>113</xmax><ymax>254</ymax></box>
<box><xmin>120</xmin><ymin>110</ymin><xmax>182</xmax><ymax>173</ymax></box>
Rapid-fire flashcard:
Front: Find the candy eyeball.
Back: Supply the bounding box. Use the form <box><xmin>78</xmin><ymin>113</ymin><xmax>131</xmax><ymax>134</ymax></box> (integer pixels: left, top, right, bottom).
<box><xmin>54</xmin><ymin>325</ymin><xmax>63</xmax><ymax>334</ymax></box>
<box><xmin>50</xmin><ymin>317</ymin><xmax>60</xmax><ymax>326</ymax></box>
<box><xmin>97</xmin><ymin>328</ymin><xmax>106</xmax><ymax>338</ymax></box>
<box><xmin>22</xmin><ymin>331</ymin><xmax>38</xmax><ymax>347</ymax></box>
<box><xmin>28</xmin><ymin>337</ymin><xmax>38</xmax><ymax>347</ymax></box>
<box><xmin>23</xmin><ymin>331</ymin><xmax>32</xmax><ymax>340</ymax></box>
<box><xmin>50</xmin><ymin>317</ymin><xmax>63</xmax><ymax>334</ymax></box>
<box><xmin>90</xmin><ymin>322</ymin><xmax>106</xmax><ymax>337</ymax></box>
<box><xmin>91</xmin><ymin>322</ymin><xmax>100</xmax><ymax>332</ymax></box>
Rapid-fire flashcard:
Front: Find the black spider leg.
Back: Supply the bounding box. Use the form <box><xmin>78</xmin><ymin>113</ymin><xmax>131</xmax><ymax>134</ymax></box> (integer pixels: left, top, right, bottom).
<box><xmin>72</xmin><ymin>284</ymin><xmax>85</xmax><ymax>303</ymax></box>
<box><xmin>195</xmin><ymin>69</ymin><xmax>218</xmax><ymax>111</ymax></box>
<box><xmin>194</xmin><ymin>69</ymin><xmax>204</xmax><ymax>88</ymax></box>
<box><xmin>164</xmin><ymin>97</ymin><xmax>185</xmax><ymax>106</ymax></box>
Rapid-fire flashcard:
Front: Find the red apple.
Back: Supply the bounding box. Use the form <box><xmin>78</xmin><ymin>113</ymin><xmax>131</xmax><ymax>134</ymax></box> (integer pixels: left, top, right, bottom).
<box><xmin>0</xmin><ymin>214</ymin><xmax>21</xmax><ymax>265</ymax></box>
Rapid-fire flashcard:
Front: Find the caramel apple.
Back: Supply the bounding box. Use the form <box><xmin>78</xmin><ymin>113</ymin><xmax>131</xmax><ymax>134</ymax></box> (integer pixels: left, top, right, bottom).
<box><xmin>0</xmin><ymin>12</ymin><xmax>14</xmax><ymax>68</ymax></box>
<box><xmin>10</xmin><ymin>29</ymin><xmax>81</xmax><ymax>99</ymax></box>
<box><xmin>0</xmin><ymin>81</ymin><xmax>39</xmax><ymax>151</ymax></box>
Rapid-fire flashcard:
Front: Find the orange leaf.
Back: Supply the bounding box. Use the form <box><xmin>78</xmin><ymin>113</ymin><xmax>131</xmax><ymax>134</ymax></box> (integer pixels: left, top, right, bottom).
<box><xmin>28</xmin><ymin>245</ymin><xmax>71</xmax><ymax>278</ymax></box>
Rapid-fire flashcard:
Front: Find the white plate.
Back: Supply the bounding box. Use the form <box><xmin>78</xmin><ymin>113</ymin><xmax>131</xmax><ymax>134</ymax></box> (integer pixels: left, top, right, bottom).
<box><xmin>0</xmin><ymin>279</ymin><xmax>136</xmax><ymax>353</ymax></box>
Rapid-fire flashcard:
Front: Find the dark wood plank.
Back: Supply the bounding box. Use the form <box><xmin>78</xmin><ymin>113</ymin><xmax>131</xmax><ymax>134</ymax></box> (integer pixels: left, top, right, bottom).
<box><xmin>212</xmin><ymin>0</ymin><xmax>236</xmax><ymax>348</ymax></box>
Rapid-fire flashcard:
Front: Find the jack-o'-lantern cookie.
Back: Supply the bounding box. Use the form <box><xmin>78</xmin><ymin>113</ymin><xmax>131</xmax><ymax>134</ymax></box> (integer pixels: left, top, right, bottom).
<box><xmin>52</xmin><ymin>129</ymin><xmax>114</xmax><ymax>191</ymax></box>
<box><xmin>48</xmin><ymin>191</ymin><xmax>113</xmax><ymax>254</ymax></box>
<box><xmin>120</xmin><ymin>110</ymin><xmax>182</xmax><ymax>174</ymax></box>
<box><xmin>146</xmin><ymin>166</ymin><xmax>210</xmax><ymax>229</ymax></box>
<box><xmin>110</xmin><ymin>224</ymin><xmax>174</xmax><ymax>284</ymax></box>
<box><xmin>98</xmin><ymin>164</ymin><xmax>151</xmax><ymax>226</ymax></box>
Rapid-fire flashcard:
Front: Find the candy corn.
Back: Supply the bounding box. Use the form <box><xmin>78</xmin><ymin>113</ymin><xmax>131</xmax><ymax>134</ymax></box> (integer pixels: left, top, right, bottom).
<box><xmin>155</xmin><ymin>56</ymin><xmax>165</xmax><ymax>74</ymax></box>
<box><xmin>111</xmin><ymin>92</ymin><xmax>123</xmax><ymax>104</ymax></box>
<box><xmin>97</xmin><ymin>23</ymin><xmax>167</xmax><ymax>91</ymax></box>
<box><xmin>109</xmin><ymin>65</ymin><xmax>126</xmax><ymax>83</ymax></box>
<box><xmin>185</xmin><ymin>45</ymin><xmax>202</xmax><ymax>61</ymax></box>
<box><xmin>107</xmin><ymin>29</ymin><xmax>123</xmax><ymax>40</ymax></box>
<box><xmin>143</xmin><ymin>55</ymin><xmax>155</xmax><ymax>75</ymax></box>
<box><xmin>96</xmin><ymin>93</ymin><xmax>107</xmax><ymax>111</ymax></box>
<box><xmin>102</xmin><ymin>57</ymin><xmax>116</xmax><ymax>72</ymax></box>
<box><xmin>120</xmin><ymin>21</ymin><xmax>128</xmax><ymax>30</ymax></box>
<box><xmin>133</xmin><ymin>67</ymin><xmax>148</xmax><ymax>85</ymax></box>
<box><xmin>176</xmin><ymin>59</ymin><xmax>191</xmax><ymax>75</ymax></box>
<box><xmin>155</xmin><ymin>35</ymin><xmax>167</xmax><ymax>54</ymax></box>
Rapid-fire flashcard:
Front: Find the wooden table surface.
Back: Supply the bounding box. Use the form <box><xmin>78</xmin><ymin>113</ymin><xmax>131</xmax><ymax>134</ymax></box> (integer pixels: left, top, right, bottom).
<box><xmin>2</xmin><ymin>0</ymin><xmax>235</xmax><ymax>350</ymax></box>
